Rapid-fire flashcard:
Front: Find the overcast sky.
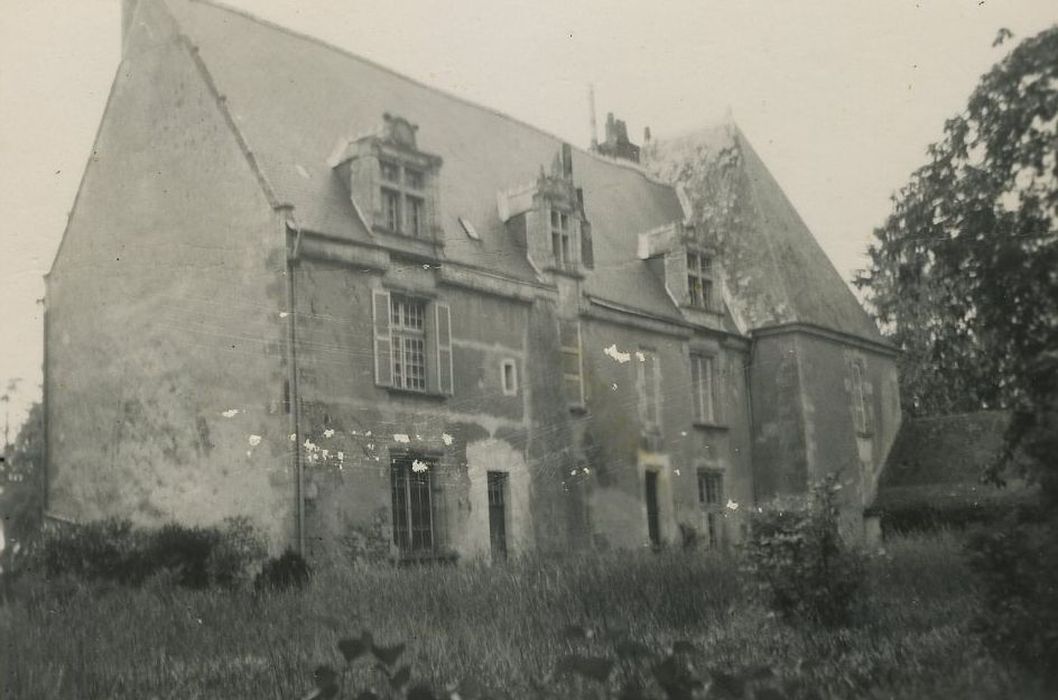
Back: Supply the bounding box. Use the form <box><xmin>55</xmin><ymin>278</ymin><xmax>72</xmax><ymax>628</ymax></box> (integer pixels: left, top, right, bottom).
<box><xmin>0</xmin><ymin>0</ymin><xmax>1055</xmax><ymax>429</ymax></box>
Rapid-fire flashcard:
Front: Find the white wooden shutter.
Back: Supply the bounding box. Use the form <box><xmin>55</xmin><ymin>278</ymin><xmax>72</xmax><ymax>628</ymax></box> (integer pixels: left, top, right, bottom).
<box><xmin>372</xmin><ymin>290</ymin><xmax>393</xmax><ymax>386</ymax></box>
<box><xmin>435</xmin><ymin>302</ymin><xmax>453</xmax><ymax>395</ymax></box>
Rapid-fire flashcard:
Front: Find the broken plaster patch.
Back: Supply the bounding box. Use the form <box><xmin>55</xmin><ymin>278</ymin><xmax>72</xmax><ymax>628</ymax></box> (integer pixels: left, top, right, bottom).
<box><xmin>393</xmin><ymin>434</ymin><xmax>410</xmax><ymax>444</ymax></box>
<box><xmin>221</xmin><ymin>409</ymin><xmax>240</xmax><ymax>418</ymax></box>
<box><xmin>248</xmin><ymin>435</ymin><xmax>262</xmax><ymax>447</ymax></box>
<box><xmin>412</xmin><ymin>459</ymin><xmax>429</xmax><ymax>473</ymax></box>
<box><xmin>442</xmin><ymin>432</ymin><xmax>454</xmax><ymax>446</ymax></box>
<box><xmin>323</xmin><ymin>428</ymin><xmax>335</xmax><ymax>438</ymax></box>
<box><xmin>604</xmin><ymin>344</ymin><xmax>631</xmax><ymax>363</ymax></box>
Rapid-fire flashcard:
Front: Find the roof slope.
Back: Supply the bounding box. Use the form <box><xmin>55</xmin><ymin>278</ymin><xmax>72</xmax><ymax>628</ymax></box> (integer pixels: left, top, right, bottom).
<box><xmin>161</xmin><ymin>0</ymin><xmax>685</xmax><ymax>319</ymax></box>
<box><xmin>644</xmin><ymin>124</ymin><xmax>884</xmax><ymax>342</ymax></box>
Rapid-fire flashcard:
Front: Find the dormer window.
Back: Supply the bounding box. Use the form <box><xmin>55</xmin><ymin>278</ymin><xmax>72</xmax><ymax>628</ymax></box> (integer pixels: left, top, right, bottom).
<box><xmin>329</xmin><ymin>113</ymin><xmax>443</xmax><ymax>243</ymax></box>
<box><xmin>687</xmin><ymin>250</ymin><xmax>714</xmax><ymax>310</ymax></box>
<box><xmin>379</xmin><ymin>159</ymin><xmax>427</xmax><ymax>237</ymax></box>
<box><xmin>551</xmin><ymin>209</ymin><xmax>574</xmax><ymax>269</ymax></box>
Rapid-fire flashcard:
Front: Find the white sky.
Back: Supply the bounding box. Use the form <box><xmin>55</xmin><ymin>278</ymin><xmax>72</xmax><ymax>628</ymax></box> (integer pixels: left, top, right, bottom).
<box><xmin>0</xmin><ymin>0</ymin><xmax>1055</xmax><ymax>429</ymax></box>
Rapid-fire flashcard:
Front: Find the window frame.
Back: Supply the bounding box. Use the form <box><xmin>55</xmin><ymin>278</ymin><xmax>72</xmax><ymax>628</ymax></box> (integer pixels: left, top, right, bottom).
<box><xmin>686</xmin><ymin>249</ymin><xmax>714</xmax><ymax>310</ymax></box>
<box><xmin>501</xmin><ymin>358</ymin><xmax>518</xmax><ymax>396</ymax></box>
<box><xmin>559</xmin><ymin>320</ymin><xmax>585</xmax><ymax>409</ymax></box>
<box><xmin>550</xmin><ymin>208</ymin><xmax>575</xmax><ymax>270</ymax></box>
<box><xmin>378</xmin><ymin>158</ymin><xmax>429</xmax><ymax>237</ymax></box>
<box><xmin>850</xmin><ymin>360</ymin><xmax>871</xmax><ymax>436</ymax></box>
<box><xmin>697</xmin><ymin>468</ymin><xmax>725</xmax><ymax>548</ymax></box>
<box><xmin>690</xmin><ymin>352</ymin><xmax>719</xmax><ymax>425</ymax></box>
<box><xmin>636</xmin><ymin>348</ymin><xmax>662</xmax><ymax>433</ymax></box>
<box><xmin>390</xmin><ymin>453</ymin><xmax>438</xmax><ymax>555</ymax></box>
<box><xmin>390</xmin><ymin>295</ymin><xmax>428</xmax><ymax>392</ymax></box>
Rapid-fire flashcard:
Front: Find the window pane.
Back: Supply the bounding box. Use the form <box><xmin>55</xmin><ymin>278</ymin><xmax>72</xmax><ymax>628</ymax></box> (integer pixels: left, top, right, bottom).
<box><xmin>406</xmin><ymin>196</ymin><xmax>424</xmax><ymax>237</ymax></box>
<box><xmin>383</xmin><ymin>188</ymin><xmax>401</xmax><ymax>231</ymax></box>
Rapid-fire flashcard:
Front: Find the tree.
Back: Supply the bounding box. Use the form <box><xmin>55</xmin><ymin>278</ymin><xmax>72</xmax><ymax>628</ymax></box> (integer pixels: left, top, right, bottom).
<box><xmin>856</xmin><ymin>25</ymin><xmax>1058</xmax><ymax>494</ymax></box>
<box><xmin>0</xmin><ymin>401</ymin><xmax>44</xmax><ymax>547</ymax></box>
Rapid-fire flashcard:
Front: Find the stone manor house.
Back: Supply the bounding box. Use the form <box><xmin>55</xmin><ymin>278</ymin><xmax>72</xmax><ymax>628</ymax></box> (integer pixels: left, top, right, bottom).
<box><xmin>43</xmin><ymin>0</ymin><xmax>901</xmax><ymax>560</ymax></box>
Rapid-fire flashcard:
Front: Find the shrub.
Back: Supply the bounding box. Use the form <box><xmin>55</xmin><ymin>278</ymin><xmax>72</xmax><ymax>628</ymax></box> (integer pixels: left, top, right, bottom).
<box><xmin>26</xmin><ymin>517</ymin><xmax>267</xmax><ymax>589</ymax></box>
<box><xmin>255</xmin><ymin>549</ymin><xmax>311</xmax><ymax>592</ymax></box>
<box><xmin>967</xmin><ymin>509</ymin><xmax>1058</xmax><ymax>688</ymax></box>
<box><xmin>742</xmin><ymin>473</ymin><xmax>866</xmax><ymax>626</ymax></box>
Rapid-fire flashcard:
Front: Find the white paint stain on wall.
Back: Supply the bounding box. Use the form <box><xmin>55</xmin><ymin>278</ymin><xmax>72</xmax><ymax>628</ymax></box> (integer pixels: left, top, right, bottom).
<box><xmin>247</xmin><ymin>435</ymin><xmax>262</xmax><ymax>447</ymax></box>
<box><xmin>441</xmin><ymin>432</ymin><xmax>454</xmax><ymax>446</ymax></box>
<box><xmin>393</xmin><ymin>434</ymin><xmax>410</xmax><ymax>443</ymax></box>
<box><xmin>604</xmin><ymin>344</ymin><xmax>631</xmax><ymax>363</ymax></box>
<box><xmin>221</xmin><ymin>409</ymin><xmax>240</xmax><ymax>418</ymax></box>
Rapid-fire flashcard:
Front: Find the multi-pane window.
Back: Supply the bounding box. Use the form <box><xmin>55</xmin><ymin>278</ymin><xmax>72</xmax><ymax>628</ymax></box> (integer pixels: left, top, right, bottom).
<box><xmin>378</xmin><ymin>159</ymin><xmax>427</xmax><ymax>237</ymax></box>
<box><xmin>637</xmin><ymin>349</ymin><xmax>661</xmax><ymax>429</ymax></box>
<box><xmin>391</xmin><ymin>296</ymin><xmax>426</xmax><ymax>391</ymax></box>
<box><xmin>551</xmin><ymin>209</ymin><xmax>573</xmax><ymax>269</ymax></box>
<box><xmin>690</xmin><ymin>353</ymin><xmax>717</xmax><ymax>424</ymax></box>
<box><xmin>851</xmin><ymin>361</ymin><xmax>870</xmax><ymax>434</ymax></box>
<box><xmin>559</xmin><ymin>320</ymin><xmax>583</xmax><ymax>406</ymax></box>
<box><xmin>687</xmin><ymin>250</ymin><xmax>713</xmax><ymax>309</ymax></box>
<box><xmin>697</xmin><ymin>469</ymin><xmax>724</xmax><ymax>548</ymax></box>
<box><xmin>391</xmin><ymin>455</ymin><xmax>436</xmax><ymax>554</ymax></box>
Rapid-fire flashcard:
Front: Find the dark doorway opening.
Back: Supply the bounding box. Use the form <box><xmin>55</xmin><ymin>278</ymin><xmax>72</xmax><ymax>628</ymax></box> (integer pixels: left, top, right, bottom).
<box><xmin>487</xmin><ymin>471</ymin><xmax>508</xmax><ymax>560</ymax></box>
<box><xmin>645</xmin><ymin>470</ymin><xmax>660</xmax><ymax>546</ymax></box>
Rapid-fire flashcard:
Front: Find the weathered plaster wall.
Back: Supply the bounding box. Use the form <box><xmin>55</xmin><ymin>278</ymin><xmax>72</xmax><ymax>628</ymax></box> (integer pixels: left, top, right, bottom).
<box><xmin>291</xmin><ymin>257</ymin><xmax>546</xmax><ymax>562</ymax></box>
<box><xmin>45</xmin><ymin>0</ymin><xmax>293</xmax><ymax>546</ymax></box>
<box><xmin>748</xmin><ymin>334</ymin><xmax>808</xmax><ymax>500</ymax></box>
<box><xmin>750</xmin><ymin>330</ymin><xmax>900</xmax><ymax>535</ymax></box>
<box><xmin>577</xmin><ymin>317</ymin><xmax>754</xmax><ymax>550</ymax></box>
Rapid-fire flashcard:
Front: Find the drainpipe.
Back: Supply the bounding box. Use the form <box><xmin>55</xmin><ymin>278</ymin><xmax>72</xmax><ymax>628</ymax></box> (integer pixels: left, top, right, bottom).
<box><xmin>284</xmin><ymin>213</ymin><xmax>305</xmax><ymax>555</ymax></box>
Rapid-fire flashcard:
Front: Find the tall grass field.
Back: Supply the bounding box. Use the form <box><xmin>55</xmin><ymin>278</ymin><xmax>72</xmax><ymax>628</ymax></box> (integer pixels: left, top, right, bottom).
<box><xmin>0</xmin><ymin>531</ymin><xmax>1046</xmax><ymax>699</ymax></box>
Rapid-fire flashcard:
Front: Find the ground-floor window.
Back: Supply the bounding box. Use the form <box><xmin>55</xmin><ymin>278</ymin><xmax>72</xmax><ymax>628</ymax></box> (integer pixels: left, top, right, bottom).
<box><xmin>391</xmin><ymin>454</ymin><xmax>436</xmax><ymax>554</ymax></box>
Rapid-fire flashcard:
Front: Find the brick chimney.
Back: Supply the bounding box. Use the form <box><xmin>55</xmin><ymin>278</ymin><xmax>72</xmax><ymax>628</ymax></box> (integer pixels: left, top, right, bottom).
<box><xmin>594</xmin><ymin>112</ymin><xmax>641</xmax><ymax>164</ymax></box>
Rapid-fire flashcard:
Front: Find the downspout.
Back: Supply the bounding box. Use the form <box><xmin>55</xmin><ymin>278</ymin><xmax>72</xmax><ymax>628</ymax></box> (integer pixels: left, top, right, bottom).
<box><xmin>284</xmin><ymin>212</ymin><xmax>305</xmax><ymax>555</ymax></box>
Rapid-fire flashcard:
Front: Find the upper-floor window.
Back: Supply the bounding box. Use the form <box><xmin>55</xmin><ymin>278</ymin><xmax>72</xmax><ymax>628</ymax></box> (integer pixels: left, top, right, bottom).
<box><xmin>379</xmin><ymin>160</ymin><xmax>427</xmax><ymax>237</ymax></box>
<box><xmin>851</xmin><ymin>360</ymin><xmax>870</xmax><ymax>435</ymax></box>
<box><xmin>559</xmin><ymin>320</ymin><xmax>584</xmax><ymax>407</ymax></box>
<box><xmin>391</xmin><ymin>296</ymin><xmax>427</xmax><ymax>391</ymax></box>
<box><xmin>372</xmin><ymin>290</ymin><xmax>453</xmax><ymax>395</ymax></box>
<box><xmin>637</xmin><ymin>349</ymin><xmax>661</xmax><ymax>430</ymax></box>
<box><xmin>690</xmin><ymin>353</ymin><xmax>718</xmax><ymax>424</ymax></box>
<box><xmin>551</xmin><ymin>209</ymin><xmax>574</xmax><ymax>269</ymax></box>
<box><xmin>687</xmin><ymin>250</ymin><xmax>713</xmax><ymax>309</ymax></box>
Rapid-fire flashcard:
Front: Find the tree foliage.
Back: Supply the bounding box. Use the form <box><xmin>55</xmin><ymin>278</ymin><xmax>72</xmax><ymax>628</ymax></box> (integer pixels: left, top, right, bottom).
<box><xmin>856</xmin><ymin>26</ymin><xmax>1058</xmax><ymax>490</ymax></box>
<box><xmin>1</xmin><ymin>401</ymin><xmax>44</xmax><ymax>546</ymax></box>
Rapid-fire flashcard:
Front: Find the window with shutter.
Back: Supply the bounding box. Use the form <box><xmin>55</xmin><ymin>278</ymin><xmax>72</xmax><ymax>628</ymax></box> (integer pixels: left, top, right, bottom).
<box><xmin>373</xmin><ymin>292</ymin><xmax>454</xmax><ymax>395</ymax></box>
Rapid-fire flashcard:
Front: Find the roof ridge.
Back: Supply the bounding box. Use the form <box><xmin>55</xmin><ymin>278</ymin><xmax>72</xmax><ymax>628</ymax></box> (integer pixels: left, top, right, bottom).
<box><xmin>182</xmin><ymin>0</ymin><xmax>673</xmax><ymax>189</ymax></box>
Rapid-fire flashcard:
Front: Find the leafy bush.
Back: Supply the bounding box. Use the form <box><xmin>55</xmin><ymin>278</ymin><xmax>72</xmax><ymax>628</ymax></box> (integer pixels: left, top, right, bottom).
<box><xmin>27</xmin><ymin>517</ymin><xmax>266</xmax><ymax>589</ymax></box>
<box><xmin>967</xmin><ymin>510</ymin><xmax>1058</xmax><ymax>688</ymax></box>
<box><xmin>742</xmin><ymin>473</ymin><xmax>866</xmax><ymax>626</ymax></box>
<box><xmin>255</xmin><ymin>549</ymin><xmax>311</xmax><ymax>592</ymax></box>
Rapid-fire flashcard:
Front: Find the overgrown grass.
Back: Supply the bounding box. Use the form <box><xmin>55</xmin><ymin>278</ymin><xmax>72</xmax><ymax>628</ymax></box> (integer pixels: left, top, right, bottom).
<box><xmin>0</xmin><ymin>532</ymin><xmax>1047</xmax><ymax>698</ymax></box>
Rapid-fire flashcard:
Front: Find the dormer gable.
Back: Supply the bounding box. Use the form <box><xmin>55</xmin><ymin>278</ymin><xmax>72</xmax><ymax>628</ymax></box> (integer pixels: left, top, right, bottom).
<box><xmin>497</xmin><ymin>144</ymin><xmax>593</xmax><ymax>275</ymax></box>
<box><xmin>329</xmin><ymin>113</ymin><xmax>443</xmax><ymax>241</ymax></box>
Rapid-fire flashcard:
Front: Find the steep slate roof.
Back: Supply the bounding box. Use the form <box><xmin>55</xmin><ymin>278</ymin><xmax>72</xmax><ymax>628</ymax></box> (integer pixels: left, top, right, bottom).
<box><xmin>645</xmin><ymin>124</ymin><xmax>885</xmax><ymax>342</ymax></box>
<box><xmin>161</xmin><ymin>0</ymin><xmax>686</xmax><ymax>322</ymax></box>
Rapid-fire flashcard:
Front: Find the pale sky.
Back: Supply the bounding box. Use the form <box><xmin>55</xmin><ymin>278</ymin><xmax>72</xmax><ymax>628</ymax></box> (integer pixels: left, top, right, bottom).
<box><xmin>1</xmin><ymin>0</ymin><xmax>1055</xmax><ymax>429</ymax></box>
